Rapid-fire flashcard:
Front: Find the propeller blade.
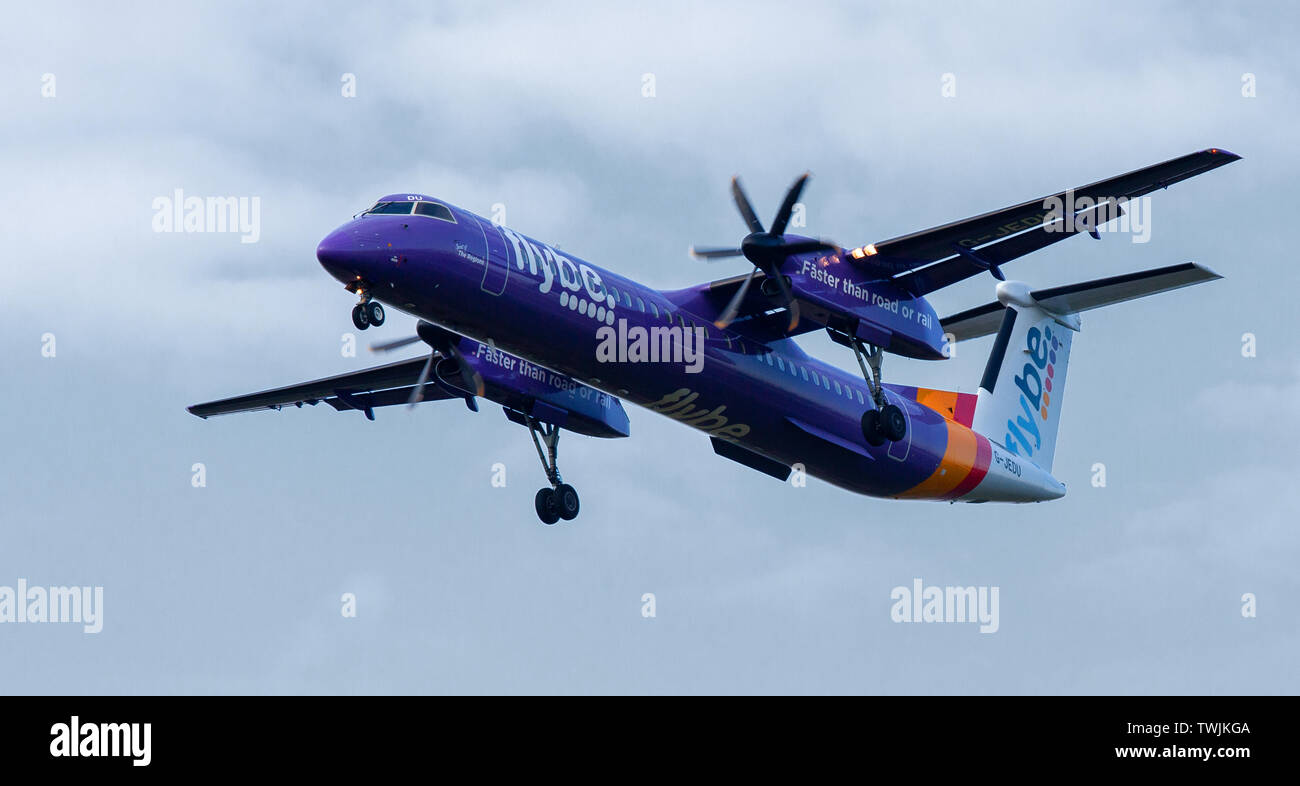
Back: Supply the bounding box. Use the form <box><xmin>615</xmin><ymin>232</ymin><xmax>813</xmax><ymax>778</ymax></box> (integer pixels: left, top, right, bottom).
<box><xmin>771</xmin><ymin>270</ymin><xmax>801</xmax><ymax>332</ymax></box>
<box><xmin>769</xmin><ymin>172</ymin><xmax>810</xmax><ymax>236</ymax></box>
<box><xmin>730</xmin><ymin>177</ymin><xmax>764</xmax><ymax>234</ymax></box>
<box><xmin>713</xmin><ymin>266</ymin><xmax>759</xmax><ymax>329</ymax></box>
<box><xmin>690</xmin><ymin>246</ymin><xmax>744</xmax><ymax>260</ymax></box>
<box><xmin>778</xmin><ymin>239</ymin><xmax>840</xmax><ymax>257</ymax></box>
<box><xmin>406</xmin><ymin>354</ymin><xmax>434</xmax><ymax>408</ymax></box>
<box><xmin>446</xmin><ymin>342</ymin><xmax>486</xmax><ymax>398</ymax></box>
<box><xmin>370</xmin><ymin>334</ymin><xmax>423</xmax><ymax>353</ymax></box>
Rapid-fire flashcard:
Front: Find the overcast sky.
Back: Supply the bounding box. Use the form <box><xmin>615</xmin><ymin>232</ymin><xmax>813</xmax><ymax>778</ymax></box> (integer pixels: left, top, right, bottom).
<box><xmin>2</xmin><ymin>0</ymin><xmax>1295</xmax><ymax>693</ymax></box>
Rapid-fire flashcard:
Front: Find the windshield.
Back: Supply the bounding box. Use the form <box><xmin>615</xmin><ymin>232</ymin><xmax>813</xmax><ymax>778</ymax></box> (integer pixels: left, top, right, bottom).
<box><xmin>364</xmin><ymin>201</ymin><xmax>415</xmax><ymax>215</ymax></box>
<box><xmin>413</xmin><ymin>201</ymin><xmax>456</xmax><ymax>222</ymax></box>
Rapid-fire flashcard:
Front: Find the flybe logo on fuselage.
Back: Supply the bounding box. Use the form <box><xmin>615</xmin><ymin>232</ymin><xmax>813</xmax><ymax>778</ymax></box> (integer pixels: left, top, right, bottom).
<box><xmin>497</xmin><ymin>226</ymin><xmax>619</xmax><ymax>326</ymax></box>
<box><xmin>647</xmin><ymin>388</ymin><xmax>750</xmax><ymax>439</ymax></box>
<box><xmin>1003</xmin><ymin>319</ymin><xmax>1062</xmax><ymax>459</ymax></box>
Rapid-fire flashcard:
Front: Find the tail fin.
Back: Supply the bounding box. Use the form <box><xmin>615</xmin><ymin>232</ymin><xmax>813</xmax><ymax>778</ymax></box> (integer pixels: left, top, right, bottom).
<box><xmin>970</xmin><ymin>290</ymin><xmax>1075</xmax><ymax>472</ymax></box>
<box><xmin>945</xmin><ymin>262</ymin><xmax>1222</xmax><ymax>473</ymax></box>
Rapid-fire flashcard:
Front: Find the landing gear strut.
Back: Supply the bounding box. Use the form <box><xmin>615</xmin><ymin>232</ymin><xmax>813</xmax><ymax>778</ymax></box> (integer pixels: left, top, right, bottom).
<box><xmin>851</xmin><ymin>338</ymin><xmax>906</xmax><ymax>446</ymax></box>
<box><xmin>528</xmin><ymin>418</ymin><xmax>580</xmax><ymax>525</ymax></box>
<box><xmin>350</xmin><ymin>290</ymin><xmax>385</xmax><ymax>331</ymax></box>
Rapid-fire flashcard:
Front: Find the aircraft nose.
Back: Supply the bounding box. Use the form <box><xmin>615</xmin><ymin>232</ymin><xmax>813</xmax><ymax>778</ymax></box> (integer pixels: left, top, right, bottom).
<box><xmin>316</xmin><ymin>227</ymin><xmax>353</xmax><ymax>280</ymax></box>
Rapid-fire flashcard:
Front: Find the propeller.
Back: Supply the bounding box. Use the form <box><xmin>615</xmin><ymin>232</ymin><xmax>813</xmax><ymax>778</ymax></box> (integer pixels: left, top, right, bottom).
<box><xmin>690</xmin><ymin>173</ymin><xmax>840</xmax><ymax>330</ymax></box>
<box><xmin>370</xmin><ymin>321</ymin><xmax>485</xmax><ymax>410</ymax></box>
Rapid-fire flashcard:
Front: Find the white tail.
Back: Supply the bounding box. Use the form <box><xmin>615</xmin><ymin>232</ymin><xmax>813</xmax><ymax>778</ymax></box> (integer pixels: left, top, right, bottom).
<box><xmin>971</xmin><ymin>284</ymin><xmax>1075</xmax><ymax>472</ymax></box>
<box><xmin>953</xmin><ymin>262</ymin><xmax>1222</xmax><ymax>474</ymax></box>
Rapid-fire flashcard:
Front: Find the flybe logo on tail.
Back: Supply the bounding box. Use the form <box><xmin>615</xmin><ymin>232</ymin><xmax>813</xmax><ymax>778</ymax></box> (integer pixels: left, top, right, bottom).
<box><xmin>1003</xmin><ymin>320</ymin><xmax>1062</xmax><ymax>459</ymax></box>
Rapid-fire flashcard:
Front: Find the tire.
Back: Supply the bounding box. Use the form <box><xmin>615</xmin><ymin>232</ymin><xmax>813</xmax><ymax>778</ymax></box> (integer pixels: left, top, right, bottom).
<box><xmin>351</xmin><ymin>304</ymin><xmax>369</xmax><ymax>330</ymax></box>
<box><xmin>366</xmin><ymin>301</ymin><xmax>385</xmax><ymax>326</ymax></box>
<box><xmin>860</xmin><ymin>409</ymin><xmax>885</xmax><ymax>446</ymax></box>
<box><xmin>555</xmin><ymin>484</ymin><xmax>580</xmax><ymax>521</ymax></box>
<box><xmin>534</xmin><ymin>488</ymin><xmax>560</xmax><ymax>525</ymax></box>
<box><xmin>880</xmin><ymin>404</ymin><xmax>907</xmax><ymax>442</ymax></box>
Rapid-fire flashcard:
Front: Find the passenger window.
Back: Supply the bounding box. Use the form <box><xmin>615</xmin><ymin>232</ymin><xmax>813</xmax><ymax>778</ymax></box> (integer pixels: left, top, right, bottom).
<box><xmin>636</xmin><ymin>297</ymin><xmax>645</xmax><ymax>312</ymax></box>
<box><xmin>834</xmin><ymin>380</ymin><xmax>842</xmax><ymax>395</ymax></box>
<box><xmin>650</xmin><ymin>302</ymin><xmax>659</xmax><ymax>318</ymax></box>
<box><xmin>413</xmin><ymin>202</ymin><xmax>455</xmax><ymax>222</ymax></box>
<box><xmin>856</xmin><ymin>389</ymin><xmax>865</xmax><ymax>405</ymax></box>
<box><xmin>800</xmin><ymin>367</ymin><xmax>809</xmax><ymax>382</ymax></box>
<box><xmin>622</xmin><ymin>291</ymin><xmax>633</xmax><ymax>308</ymax></box>
<box><xmin>776</xmin><ymin>357</ymin><xmax>785</xmax><ymax>371</ymax></box>
<box><xmin>822</xmin><ymin>375</ymin><xmax>831</xmax><ymax>390</ymax></box>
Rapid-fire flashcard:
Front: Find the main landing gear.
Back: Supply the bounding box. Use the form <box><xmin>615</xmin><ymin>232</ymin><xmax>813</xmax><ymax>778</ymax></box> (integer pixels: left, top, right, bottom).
<box><xmin>350</xmin><ymin>291</ymin><xmax>385</xmax><ymax>331</ymax></box>
<box><xmin>851</xmin><ymin>338</ymin><xmax>907</xmax><ymax>447</ymax></box>
<box><xmin>528</xmin><ymin>417</ymin><xmax>580</xmax><ymax>525</ymax></box>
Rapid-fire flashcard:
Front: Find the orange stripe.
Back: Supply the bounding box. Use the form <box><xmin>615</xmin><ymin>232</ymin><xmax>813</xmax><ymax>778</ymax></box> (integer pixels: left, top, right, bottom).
<box><xmin>915</xmin><ymin>388</ymin><xmax>960</xmax><ymax>421</ymax></box>
<box><xmin>898</xmin><ymin>420</ymin><xmax>979</xmax><ymax>499</ymax></box>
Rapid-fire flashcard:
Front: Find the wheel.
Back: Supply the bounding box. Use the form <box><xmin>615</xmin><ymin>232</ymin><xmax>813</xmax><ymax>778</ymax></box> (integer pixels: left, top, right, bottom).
<box><xmin>555</xmin><ymin>484</ymin><xmax>580</xmax><ymax>521</ymax></box>
<box><xmin>366</xmin><ymin>301</ymin><xmax>385</xmax><ymax>326</ymax></box>
<box><xmin>880</xmin><ymin>404</ymin><xmax>907</xmax><ymax>441</ymax></box>
<box><xmin>351</xmin><ymin>304</ymin><xmax>369</xmax><ymax>330</ymax></box>
<box><xmin>534</xmin><ymin>488</ymin><xmax>560</xmax><ymax>525</ymax></box>
<box><xmin>860</xmin><ymin>409</ymin><xmax>885</xmax><ymax>447</ymax></box>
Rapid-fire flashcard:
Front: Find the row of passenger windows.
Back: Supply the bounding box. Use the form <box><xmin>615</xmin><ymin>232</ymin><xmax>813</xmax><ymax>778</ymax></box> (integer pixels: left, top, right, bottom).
<box><xmin>600</xmin><ymin>280</ymin><xmax>868</xmax><ymax>407</ymax></box>
<box><xmin>756</xmin><ymin>347</ymin><xmax>868</xmax><ymax>406</ymax></box>
<box><xmin>364</xmin><ymin>201</ymin><xmax>457</xmax><ymax>222</ymax></box>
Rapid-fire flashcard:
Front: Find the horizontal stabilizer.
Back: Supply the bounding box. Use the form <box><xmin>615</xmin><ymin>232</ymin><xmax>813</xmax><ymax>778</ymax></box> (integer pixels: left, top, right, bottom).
<box><xmin>941</xmin><ymin>262</ymin><xmax>1221</xmax><ymax>341</ymax></box>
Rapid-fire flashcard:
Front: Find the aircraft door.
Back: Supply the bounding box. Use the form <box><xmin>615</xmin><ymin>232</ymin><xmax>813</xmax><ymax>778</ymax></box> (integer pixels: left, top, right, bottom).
<box><xmin>476</xmin><ymin>216</ymin><xmax>510</xmax><ymax>295</ymax></box>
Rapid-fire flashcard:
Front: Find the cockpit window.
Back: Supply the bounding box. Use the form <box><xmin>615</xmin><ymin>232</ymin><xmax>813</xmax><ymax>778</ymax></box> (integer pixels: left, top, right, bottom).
<box><xmin>365</xmin><ymin>201</ymin><xmax>416</xmax><ymax>215</ymax></box>
<box><xmin>413</xmin><ymin>201</ymin><xmax>456</xmax><ymax>222</ymax></box>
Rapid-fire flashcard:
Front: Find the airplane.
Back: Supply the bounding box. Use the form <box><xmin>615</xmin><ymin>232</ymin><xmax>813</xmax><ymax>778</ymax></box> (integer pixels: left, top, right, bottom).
<box><xmin>189</xmin><ymin>148</ymin><xmax>1241</xmax><ymax>524</ymax></box>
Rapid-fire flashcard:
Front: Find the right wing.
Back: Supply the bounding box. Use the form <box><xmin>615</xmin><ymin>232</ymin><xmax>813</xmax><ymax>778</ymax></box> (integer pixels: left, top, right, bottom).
<box><xmin>861</xmin><ymin>148</ymin><xmax>1240</xmax><ymax>294</ymax></box>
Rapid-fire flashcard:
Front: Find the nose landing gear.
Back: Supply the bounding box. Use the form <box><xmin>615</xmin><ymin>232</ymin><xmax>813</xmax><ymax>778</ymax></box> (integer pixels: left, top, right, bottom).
<box><xmin>528</xmin><ymin>417</ymin><xmax>580</xmax><ymax>525</ymax></box>
<box><xmin>350</xmin><ymin>292</ymin><xmax>385</xmax><ymax>331</ymax></box>
<box><xmin>851</xmin><ymin>338</ymin><xmax>907</xmax><ymax>447</ymax></box>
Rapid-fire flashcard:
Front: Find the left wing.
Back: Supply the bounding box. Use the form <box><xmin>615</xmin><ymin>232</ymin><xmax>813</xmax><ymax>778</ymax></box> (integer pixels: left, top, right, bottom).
<box><xmin>187</xmin><ymin>357</ymin><xmax>457</xmax><ymax>420</ymax></box>
<box><xmin>189</xmin><ymin>340</ymin><xmax>631</xmax><ymax>439</ymax></box>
